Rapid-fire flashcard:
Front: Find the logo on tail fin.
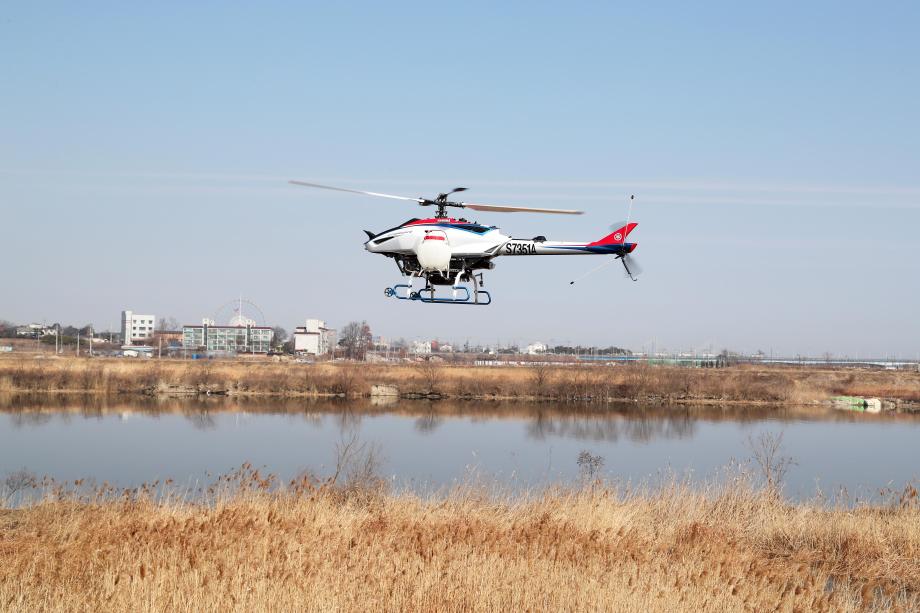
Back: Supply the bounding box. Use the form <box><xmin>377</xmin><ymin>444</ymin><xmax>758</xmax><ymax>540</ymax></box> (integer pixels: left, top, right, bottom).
<box><xmin>589</xmin><ymin>222</ymin><xmax>638</xmax><ymax>247</ymax></box>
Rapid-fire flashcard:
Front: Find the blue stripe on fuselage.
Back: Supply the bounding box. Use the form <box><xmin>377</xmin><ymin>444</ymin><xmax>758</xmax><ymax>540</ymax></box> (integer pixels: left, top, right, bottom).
<box><xmin>551</xmin><ymin>244</ymin><xmax>632</xmax><ymax>254</ymax></box>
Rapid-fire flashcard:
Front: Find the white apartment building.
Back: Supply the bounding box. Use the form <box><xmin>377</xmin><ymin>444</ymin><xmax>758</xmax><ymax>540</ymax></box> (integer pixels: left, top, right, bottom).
<box><xmin>293</xmin><ymin>319</ymin><xmax>334</xmax><ymax>355</ymax></box>
<box><xmin>525</xmin><ymin>342</ymin><xmax>548</xmax><ymax>355</ymax></box>
<box><xmin>121</xmin><ymin>310</ymin><xmax>156</xmax><ymax>345</ymax></box>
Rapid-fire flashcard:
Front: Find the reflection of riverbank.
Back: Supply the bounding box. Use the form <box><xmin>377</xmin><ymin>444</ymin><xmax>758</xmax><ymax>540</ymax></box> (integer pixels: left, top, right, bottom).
<box><xmin>526</xmin><ymin>410</ymin><xmax>698</xmax><ymax>443</ymax></box>
<box><xmin>2</xmin><ymin>393</ymin><xmax>917</xmax><ymax>436</ymax></box>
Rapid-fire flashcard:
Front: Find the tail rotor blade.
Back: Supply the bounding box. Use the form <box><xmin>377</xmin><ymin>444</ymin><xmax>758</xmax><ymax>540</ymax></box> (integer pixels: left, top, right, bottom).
<box><xmin>621</xmin><ymin>255</ymin><xmax>643</xmax><ymax>280</ymax></box>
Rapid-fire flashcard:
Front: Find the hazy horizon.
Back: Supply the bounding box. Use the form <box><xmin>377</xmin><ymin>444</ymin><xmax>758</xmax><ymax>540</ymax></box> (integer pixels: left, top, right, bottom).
<box><xmin>2</xmin><ymin>2</ymin><xmax>918</xmax><ymax>357</ymax></box>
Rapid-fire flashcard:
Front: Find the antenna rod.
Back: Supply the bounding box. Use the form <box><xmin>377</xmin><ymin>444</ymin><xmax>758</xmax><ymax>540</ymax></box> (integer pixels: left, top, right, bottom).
<box><xmin>622</xmin><ymin>194</ymin><xmax>634</xmax><ymax>248</ymax></box>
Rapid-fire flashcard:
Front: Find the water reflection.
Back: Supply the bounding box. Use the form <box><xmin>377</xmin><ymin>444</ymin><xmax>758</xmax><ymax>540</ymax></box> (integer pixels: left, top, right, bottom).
<box><xmin>2</xmin><ymin>392</ymin><xmax>917</xmax><ymax>443</ymax></box>
<box><xmin>1</xmin><ymin>393</ymin><xmax>918</xmax><ymax>498</ymax></box>
<box><xmin>414</xmin><ymin>412</ymin><xmax>443</xmax><ymax>433</ymax></box>
<box><xmin>527</xmin><ymin>407</ymin><xmax>696</xmax><ymax>443</ymax></box>
<box><xmin>4</xmin><ymin>392</ymin><xmax>912</xmax><ymax>431</ymax></box>
<box><xmin>184</xmin><ymin>410</ymin><xmax>217</xmax><ymax>430</ymax></box>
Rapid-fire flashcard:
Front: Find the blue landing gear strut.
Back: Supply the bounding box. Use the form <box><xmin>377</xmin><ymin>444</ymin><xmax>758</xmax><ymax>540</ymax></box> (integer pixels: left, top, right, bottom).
<box><xmin>385</xmin><ymin>283</ymin><xmax>492</xmax><ymax>305</ymax></box>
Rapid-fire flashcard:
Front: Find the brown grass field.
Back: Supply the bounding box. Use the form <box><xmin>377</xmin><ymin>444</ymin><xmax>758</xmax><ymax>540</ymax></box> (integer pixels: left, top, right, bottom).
<box><xmin>1</xmin><ymin>471</ymin><xmax>918</xmax><ymax>612</ymax></box>
<box><xmin>1</xmin><ymin>355</ymin><xmax>919</xmax><ymax>406</ymax></box>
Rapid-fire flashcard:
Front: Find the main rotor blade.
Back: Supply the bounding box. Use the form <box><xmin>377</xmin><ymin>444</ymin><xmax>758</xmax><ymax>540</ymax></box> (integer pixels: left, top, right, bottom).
<box><xmin>289</xmin><ymin>180</ymin><xmax>424</xmax><ymax>203</ymax></box>
<box><xmin>462</xmin><ymin>202</ymin><xmax>583</xmax><ymax>215</ymax></box>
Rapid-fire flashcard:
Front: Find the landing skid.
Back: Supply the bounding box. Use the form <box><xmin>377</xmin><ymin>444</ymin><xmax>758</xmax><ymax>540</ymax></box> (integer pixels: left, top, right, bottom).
<box><xmin>385</xmin><ymin>284</ymin><xmax>492</xmax><ymax>305</ymax></box>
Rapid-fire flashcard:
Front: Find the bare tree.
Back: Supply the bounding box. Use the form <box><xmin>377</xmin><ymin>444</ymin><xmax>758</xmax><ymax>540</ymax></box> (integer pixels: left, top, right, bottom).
<box><xmin>330</xmin><ymin>430</ymin><xmax>386</xmax><ymax>499</ymax></box>
<box><xmin>530</xmin><ymin>363</ymin><xmax>550</xmax><ymax>395</ymax></box>
<box><xmin>418</xmin><ymin>359</ymin><xmax>441</xmax><ymax>394</ymax></box>
<box><xmin>746</xmin><ymin>431</ymin><xmax>796</xmax><ymax>494</ymax></box>
<box><xmin>157</xmin><ymin>316</ymin><xmax>180</xmax><ymax>332</ymax></box>
<box><xmin>338</xmin><ymin>321</ymin><xmax>373</xmax><ymax>360</ymax></box>
<box><xmin>272</xmin><ymin>326</ymin><xmax>288</xmax><ymax>348</ymax></box>
<box><xmin>0</xmin><ymin>320</ymin><xmax>17</xmax><ymax>337</ymax></box>
<box><xmin>577</xmin><ymin>450</ymin><xmax>605</xmax><ymax>482</ymax></box>
<box><xmin>3</xmin><ymin>469</ymin><xmax>37</xmax><ymax>506</ymax></box>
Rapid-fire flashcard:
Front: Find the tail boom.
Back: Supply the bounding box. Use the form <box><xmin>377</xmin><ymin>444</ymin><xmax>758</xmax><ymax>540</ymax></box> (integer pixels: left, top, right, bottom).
<box><xmin>498</xmin><ymin>239</ymin><xmax>636</xmax><ymax>256</ymax></box>
<box><xmin>498</xmin><ymin>222</ymin><xmax>638</xmax><ymax>256</ymax></box>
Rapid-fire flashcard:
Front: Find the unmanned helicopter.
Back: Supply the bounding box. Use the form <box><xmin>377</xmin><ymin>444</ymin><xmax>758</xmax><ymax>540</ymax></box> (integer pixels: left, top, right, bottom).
<box><xmin>290</xmin><ymin>180</ymin><xmax>642</xmax><ymax>305</ymax></box>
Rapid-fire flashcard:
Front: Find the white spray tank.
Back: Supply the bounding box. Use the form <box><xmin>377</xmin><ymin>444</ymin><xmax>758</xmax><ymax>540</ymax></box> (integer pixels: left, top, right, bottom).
<box><xmin>415</xmin><ymin>230</ymin><xmax>451</xmax><ymax>274</ymax></box>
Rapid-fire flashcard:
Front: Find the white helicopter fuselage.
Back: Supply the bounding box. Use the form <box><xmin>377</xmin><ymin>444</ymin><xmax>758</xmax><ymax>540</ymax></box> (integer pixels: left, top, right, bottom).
<box><xmin>365</xmin><ymin>217</ymin><xmax>636</xmax><ymax>262</ymax></box>
<box><xmin>365</xmin><ymin>217</ymin><xmax>508</xmax><ymax>258</ymax></box>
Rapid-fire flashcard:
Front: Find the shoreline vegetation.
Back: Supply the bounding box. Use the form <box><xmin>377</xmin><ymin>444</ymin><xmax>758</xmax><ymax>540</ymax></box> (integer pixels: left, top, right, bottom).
<box><xmin>1</xmin><ymin>355</ymin><xmax>918</xmax><ymax>409</ymax></box>
<box><xmin>1</xmin><ymin>467</ymin><xmax>918</xmax><ymax>612</ymax></box>
<box><xmin>2</xmin><ymin>361</ymin><xmax>919</xmax><ymax>611</ymax></box>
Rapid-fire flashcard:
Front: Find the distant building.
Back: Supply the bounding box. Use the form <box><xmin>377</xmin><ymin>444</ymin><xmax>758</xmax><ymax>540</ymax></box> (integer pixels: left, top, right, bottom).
<box><xmin>121</xmin><ymin>310</ymin><xmax>156</xmax><ymax>345</ymax></box>
<box><xmin>16</xmin><ymin>323</ymin><xmax>55</xmax><ymax>338</ymax></box>
<box><xmin>293</xmin><ymin>319</ymin><xmax>334</xmax><ymax>355</ymax></box>
<box><xmin>411</xmin><ymin>340</ymin><xmax>432</xmax><ymax>354</ymax></box>
<box><xmin>373</xmin><ymin>335</ymin><xmax>389</xmax><ymax>350</ymax></box>
<box><xmin>182</xmin><ymin>319</ymin><xmax>272</xmax><ymax>354</ymax></box>
<box><xmin>525</xmin><ymin>342</ymin><xmax>548</xmax><ymax>355</ymax></box>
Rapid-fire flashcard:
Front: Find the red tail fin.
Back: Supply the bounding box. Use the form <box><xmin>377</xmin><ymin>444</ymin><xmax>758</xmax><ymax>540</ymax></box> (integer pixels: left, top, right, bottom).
<box><xmin>590</xmin><ymin>222</ymin><xmax>637</xmax><ymax>246</ymax></box>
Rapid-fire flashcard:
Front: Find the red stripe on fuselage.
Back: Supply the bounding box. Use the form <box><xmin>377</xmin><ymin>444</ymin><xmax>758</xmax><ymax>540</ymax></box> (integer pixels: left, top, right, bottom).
<box><xmin>408</xmin><ymin>217</ymin><xmax>466</xmax><ymax>226</ymax></box>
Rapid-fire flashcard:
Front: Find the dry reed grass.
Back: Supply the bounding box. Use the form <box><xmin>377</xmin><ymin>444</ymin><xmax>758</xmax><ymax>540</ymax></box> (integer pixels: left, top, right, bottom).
<box><xmin>1</xmin><ymin>355</ymin><xmax>918</xmax><ymax>405</ymax></box>
<box><xmin>1</xmin><ymin>468</ymin><xmax>917</xmax><ymax>612</ymax></box>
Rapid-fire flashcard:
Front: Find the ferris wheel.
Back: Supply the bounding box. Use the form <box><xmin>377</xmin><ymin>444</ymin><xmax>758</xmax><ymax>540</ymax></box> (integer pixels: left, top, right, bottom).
<box><xmin>212</xmin><ymin>297</ymin><xmax>267</xmax><ymax>327</ymax></box>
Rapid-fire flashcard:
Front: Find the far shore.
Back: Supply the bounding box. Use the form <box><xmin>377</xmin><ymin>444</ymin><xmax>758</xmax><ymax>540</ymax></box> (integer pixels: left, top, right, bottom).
<box><xmin>1</xmin><ymin>355</ymin><xmax>918</xmax><ymax>410</ymax></box>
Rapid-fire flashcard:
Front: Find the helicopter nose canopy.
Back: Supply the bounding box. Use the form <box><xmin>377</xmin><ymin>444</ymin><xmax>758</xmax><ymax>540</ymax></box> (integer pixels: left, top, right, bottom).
<box><xmin>415</xmin><ymin>230</ymin><xmax>451</xmax><ymax>273</ymax></box>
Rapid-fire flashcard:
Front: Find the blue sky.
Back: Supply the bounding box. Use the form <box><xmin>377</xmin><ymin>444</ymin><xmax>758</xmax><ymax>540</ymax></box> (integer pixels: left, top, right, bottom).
<box><xmin>2</xmin><ymin>1</ymin><xmax>918</xmax><ymax>356</ymax></box>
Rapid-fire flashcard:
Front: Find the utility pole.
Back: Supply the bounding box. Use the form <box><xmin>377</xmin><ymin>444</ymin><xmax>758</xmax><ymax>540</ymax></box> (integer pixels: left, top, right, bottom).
<box><xmin>89</xmin><ymin>326</ymin><xmax>93</xmax><ymax>357</ymax></box>
<box><xmin>76</xmin><ymin>330</ymin><xmax>80</xmax><ymax>357</ymax></box>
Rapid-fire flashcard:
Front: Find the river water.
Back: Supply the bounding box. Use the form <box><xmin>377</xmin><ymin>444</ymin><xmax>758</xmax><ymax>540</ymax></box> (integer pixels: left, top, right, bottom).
<box><xmin>1</xmin><ymin>396</ymin><xmax>918</xmax><ymax>500</ymax></box>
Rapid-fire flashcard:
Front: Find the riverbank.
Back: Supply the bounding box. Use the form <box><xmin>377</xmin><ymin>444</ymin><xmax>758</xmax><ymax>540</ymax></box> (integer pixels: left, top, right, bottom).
<box><xmin>1</xmin><ymin>476</ymin><xmax>917</xmax><ymax>612</ymax></box>
<box><xmin>0</xmin><ymin>355</ymin><xmax>918</xmax><ymax>407</ymax></box>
